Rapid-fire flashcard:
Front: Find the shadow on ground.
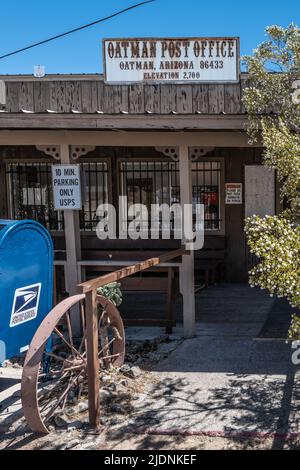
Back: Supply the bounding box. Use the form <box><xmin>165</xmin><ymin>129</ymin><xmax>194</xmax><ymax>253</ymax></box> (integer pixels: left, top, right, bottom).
<box><xmin>2</xmin><ymin>284</ymin><xmax>300</xmax><ymax>450</ymax></box>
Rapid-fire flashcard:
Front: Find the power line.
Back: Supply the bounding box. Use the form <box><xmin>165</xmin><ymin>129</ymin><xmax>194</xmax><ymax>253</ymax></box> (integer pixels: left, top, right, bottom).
<box><xmin>0</xmin><ymin>0</ymin><xmax>155</xmax><ymax>60</ymax></box>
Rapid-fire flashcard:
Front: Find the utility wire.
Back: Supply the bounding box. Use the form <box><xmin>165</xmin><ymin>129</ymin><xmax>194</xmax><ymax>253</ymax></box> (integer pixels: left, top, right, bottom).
<box><xmin>0</xmin><ymin>0</ymin><xmax>155</xmax><ymax>60</ymax></box>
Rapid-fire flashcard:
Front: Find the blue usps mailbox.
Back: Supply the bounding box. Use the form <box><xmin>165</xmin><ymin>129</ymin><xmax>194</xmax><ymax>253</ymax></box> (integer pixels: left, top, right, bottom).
<box><xmin>0</xmin><ymin>220</ymin><xmax>53</xmax><ymax>365</ymax></box>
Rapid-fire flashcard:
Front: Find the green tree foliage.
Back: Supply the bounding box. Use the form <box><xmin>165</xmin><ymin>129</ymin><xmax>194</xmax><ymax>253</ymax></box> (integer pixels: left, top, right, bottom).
<box><xmin>243</xmin><ymin>24</ymin><xmax>300</xmax><ymax>338</ymax></box>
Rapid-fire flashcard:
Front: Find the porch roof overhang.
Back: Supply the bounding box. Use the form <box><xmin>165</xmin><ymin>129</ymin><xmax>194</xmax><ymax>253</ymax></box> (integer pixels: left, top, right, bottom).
<box><xmin>0</xmin><ymin>113</ymin><xmax>248</xmax><ymax>131</ymax></box>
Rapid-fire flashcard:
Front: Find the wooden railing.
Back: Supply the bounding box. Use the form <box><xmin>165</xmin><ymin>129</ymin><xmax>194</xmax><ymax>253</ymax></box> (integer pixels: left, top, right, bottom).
<box><xmin>76</xmin><ymin>247</ymin><xmax>185</xmax><ymax>427</ymax></box>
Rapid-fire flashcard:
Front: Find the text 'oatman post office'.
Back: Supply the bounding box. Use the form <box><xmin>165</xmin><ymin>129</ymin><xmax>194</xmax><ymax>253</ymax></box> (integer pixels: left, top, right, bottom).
<box><xmin>104</xmin><ymin>37</ymin><xmax>239</xmax><ymax>83</ymax></box>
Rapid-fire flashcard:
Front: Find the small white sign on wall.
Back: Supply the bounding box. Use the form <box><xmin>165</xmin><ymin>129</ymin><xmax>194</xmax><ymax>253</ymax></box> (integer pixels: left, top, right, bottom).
<box><xmin>52</xmin><ymin>165</ymin><xmax>82</xmax><ymax>210</ymax></box>
<box><xmin>225</xmin><ymin>183</ymin><xmax>243</xmax><ymax>204</ymax></box>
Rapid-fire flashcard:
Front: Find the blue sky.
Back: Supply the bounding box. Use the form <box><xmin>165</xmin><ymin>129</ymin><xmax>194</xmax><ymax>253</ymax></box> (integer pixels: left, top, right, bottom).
<box><xmin>0</xmin><ymin>0</ymin><xmax>299</xmax><ymax>75</ymax></box>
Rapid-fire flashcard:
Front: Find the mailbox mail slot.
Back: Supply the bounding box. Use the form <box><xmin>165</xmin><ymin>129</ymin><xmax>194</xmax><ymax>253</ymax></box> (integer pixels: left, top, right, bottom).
<box><xmin>0</xmin><ymin>220</ymin><xmax>53</xmax><ymax>364</ymax></box>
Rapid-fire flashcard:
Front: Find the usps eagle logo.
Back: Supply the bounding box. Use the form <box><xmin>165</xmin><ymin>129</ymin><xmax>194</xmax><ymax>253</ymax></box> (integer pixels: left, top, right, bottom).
<box><xmin>10</xmin><ymin>283</ymin><xmax>42</xmax><ymax>327</ymax></box>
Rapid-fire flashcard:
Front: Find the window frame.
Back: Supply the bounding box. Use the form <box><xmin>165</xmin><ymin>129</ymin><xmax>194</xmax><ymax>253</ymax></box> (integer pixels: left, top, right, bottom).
<box><xmin>79</xmin><ymin>157</ymin><xmax>112</xmax><ymax>234</ymax></box>
<box><xmin>5</xmin><ymin>158</ymin><xmax>64</xmax><ymax>234</ymax></box>
<box><xmin>5</xmin><ymin>155</ymin><xmax>225</xmax><ymax>237</ymax></box>
<box><xmin>117</xmin><ymin>156</ymin><xmax>225</xmax><ymax>236</ymax></box>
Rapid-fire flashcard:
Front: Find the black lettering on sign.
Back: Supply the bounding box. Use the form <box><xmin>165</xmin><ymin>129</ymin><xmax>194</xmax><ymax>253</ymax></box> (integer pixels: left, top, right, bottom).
<box><xmin>64</xmin><ymin>168</ymin><xmax>75</xmax><ymax>176</ymax></box>
<box><xmin>107</xmin><ymin>42</ymin><xmax>114</xmax><ymax>59</ymax></box>
<box><xmin>131</xmin><ymin>41</ymin><xmax>140</xmax><ymax>58</ymax></box>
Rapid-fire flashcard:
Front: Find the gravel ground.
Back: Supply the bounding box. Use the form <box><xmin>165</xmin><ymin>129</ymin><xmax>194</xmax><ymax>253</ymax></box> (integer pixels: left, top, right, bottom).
<box><xmin>1</xmin><ymin>285</ymin><xmax>300</xmax><ymax>451</ymax></box>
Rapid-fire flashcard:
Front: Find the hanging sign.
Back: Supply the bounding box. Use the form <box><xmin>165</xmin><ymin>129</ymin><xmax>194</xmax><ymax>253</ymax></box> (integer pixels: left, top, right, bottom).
<box><xmin>52</xmin><ymin>165</ymin><xmax>82</xmax><ymax>210</ymax></box>
<box><xmin>103</xmin><ymin>37</ymin><xmax>239</xmax><ymax>83</ymax></box>
<box><xmin>225</xmin><ymin>183</ymin><xmax>243</xmax><ymax>204</ymax></box>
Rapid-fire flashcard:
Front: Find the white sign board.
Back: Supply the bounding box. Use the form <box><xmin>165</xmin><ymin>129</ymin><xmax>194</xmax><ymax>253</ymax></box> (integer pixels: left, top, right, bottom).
<box><xmin>104</xmin><ymin>37</ymin><xmax>239</xmax><ymax>83</ymax></box>
<box><xmin>225</xmin><ymin>183</ymin><xmax>243</xmax><ymax>204</ymax></box>
<box><xmin>52</xmin><ymin>165</ymin><xmax>82</xmax><ymax>210</ymax></box>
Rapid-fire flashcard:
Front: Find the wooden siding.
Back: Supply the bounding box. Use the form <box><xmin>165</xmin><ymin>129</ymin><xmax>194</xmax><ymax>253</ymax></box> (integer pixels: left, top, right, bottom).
<box><xmin>5</xmin><ymin>77</ymin><xmax>246</xmax><ymax>115</ymax></box>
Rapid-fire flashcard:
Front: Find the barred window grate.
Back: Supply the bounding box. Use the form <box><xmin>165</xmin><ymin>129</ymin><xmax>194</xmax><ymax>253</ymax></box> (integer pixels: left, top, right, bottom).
<box><xmin>6</xmin><ymin>160</ymin><xmax>221</xmax><ymax>233</ymax></box>
<box><xmin>80</xmin><ymin>162</ymin><xmax>108</xmax><ymax>231</ymax></box>
<box><xmin>120</xmin><ymin>160</ymin><xmax>222</xmax><ymax>232</ymax></box>
<box><xmin>192</xmin><ymin>161</ymin><xmax>221</xmax><ymax>231</ymax></box>
<box><xmin>6</xmin><ymin>163</ymin><xmax>63</xmax><ymax>230</ymax></box>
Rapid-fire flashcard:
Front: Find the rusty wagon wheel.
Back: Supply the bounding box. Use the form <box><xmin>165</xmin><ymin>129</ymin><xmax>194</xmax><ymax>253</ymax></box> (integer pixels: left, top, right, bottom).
<box><xmin>21</xmin><ymin>294</ymin><xmax>125</xmax><ymax>434</ymax></box>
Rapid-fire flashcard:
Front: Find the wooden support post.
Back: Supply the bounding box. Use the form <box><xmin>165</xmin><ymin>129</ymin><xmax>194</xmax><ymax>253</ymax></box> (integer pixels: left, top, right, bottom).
<box><xmin>60</xmin><ymin>144</ymin><xmax>82</xmax><ymax>334</ymax></box>
<box><xmin>85</xmin><ymin>289</ymin><xmax>100</xmax><ymax>429</ymax></box>
<box><xmin>0</xmin><ymin>157</ymin><xmax>7</xmax><ymax>218</ymax></box>
<box><xmin>179</xmin><ymin>145</ymin><xmax>196</xmax><ymax>338</ymax></box>
<box><xmin>166</xmin><ymin>267</ymin><xmax>175</xmax><ymax>335</ymax></box>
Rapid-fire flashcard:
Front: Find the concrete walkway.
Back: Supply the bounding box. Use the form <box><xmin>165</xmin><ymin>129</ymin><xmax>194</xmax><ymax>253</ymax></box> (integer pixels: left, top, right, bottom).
<box><xmin>121</xmin><ymin>285</ymin><xmax>300</xmax><ymax>443</ymax></box>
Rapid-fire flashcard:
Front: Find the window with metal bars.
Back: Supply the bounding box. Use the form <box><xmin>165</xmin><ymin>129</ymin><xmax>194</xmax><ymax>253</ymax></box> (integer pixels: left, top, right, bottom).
<box><xmin>119</xmin><ymin>160</ymin><xmax>222</xmax><ymax>232</ymax></box>
<box><xmin>7</xmin><ymin>160</ymin><xmax>221</xmax><ymax>233</ymax></box>
<box><xmin>6</xmin><ymin>162</ymin><xmax>109</xmax><ymax>232</ymax></box>
<box><xmin>192</xmin><ymin>161</ymin><xmax>222</xmax><ymax>231</ymax></box>
<box><xmin>80</xmin><ymin>162</ymin><xmax>108</xmax><ymax>231</ymax></box>
<box><xmin>6</xmin><ymin>163</ymin><xmax>63</xmax><ymax>230</ymax></box>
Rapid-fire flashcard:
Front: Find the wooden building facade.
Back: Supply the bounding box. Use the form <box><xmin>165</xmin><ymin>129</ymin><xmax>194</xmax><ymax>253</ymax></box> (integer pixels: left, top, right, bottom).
<box><xmin>0</xmin><ymin>73</ymin><xmax>279</xmax><ymax>336</ymax></box>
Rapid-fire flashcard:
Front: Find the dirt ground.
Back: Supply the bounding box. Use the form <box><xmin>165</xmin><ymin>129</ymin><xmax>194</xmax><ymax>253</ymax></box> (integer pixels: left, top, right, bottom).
<box><xmin>2</xmin><ymin>285</ymin><xmax>300</xmax><ymax>451</ymax></box>
<box><xmin>5</xmin><ymin>427</ymin><xmax>300</xmax><ymax>451</ymax></box>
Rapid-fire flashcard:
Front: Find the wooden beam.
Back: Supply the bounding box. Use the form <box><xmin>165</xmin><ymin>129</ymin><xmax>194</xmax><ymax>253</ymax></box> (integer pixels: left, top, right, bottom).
<box><xmin>78</xmin><ymin>248</ymin><xmax>185</xmax><ymax>294</ymax></box>
<box><xmin>0</xmin><ymin>130</ymin><xmax>260</xmax><ymax>147</ymax></box>
<box><xmin>0</xmin><ymin>113</ymin><xmax>248</xmax><ymax>130</ymax></box>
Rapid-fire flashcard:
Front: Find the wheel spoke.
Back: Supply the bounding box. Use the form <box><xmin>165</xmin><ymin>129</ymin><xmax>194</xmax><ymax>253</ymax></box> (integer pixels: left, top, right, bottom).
<box><xmin>99</xmin><ymin>337</ymin><xmax>116</xmax><ymax>358</ymax></box>
<box><xmin>37</xmin><ymin>371</ymin><xmax>70</xmax><ymax>397</ymax></box>
<box><xmin>22</xmin><ymin>294</ymin><xmax>125</xmax><ymax>434</ymax></box>
<box><xmin>66</xmin><ymin>312</ymin><xmax>74</xmax><ymax>349</ymax></box>
<box><xmin>43</xmin><ymin>370</ymin><xmax>85</xmax><ymax>423</ymax></box>
<box><xmin>54</xmin><ymin>327</ymin><xmax>84</xmax><ymax>359</ymax></box>
<box><xmin>44</xmin><ymin>351</ymin><xmax>73</xmax><ymax>364</ymax></box>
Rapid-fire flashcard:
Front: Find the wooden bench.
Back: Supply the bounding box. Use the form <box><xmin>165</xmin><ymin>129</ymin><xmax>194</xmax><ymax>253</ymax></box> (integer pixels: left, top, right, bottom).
<box><xmin>77</xmin><ymin>258</ymin><xmax>181</xmax><ymax>333</ymax></box>
<box><xmin>194</xmin><ymin>236</ymin><xmax>227</xmax><ymax>287</ymax></box>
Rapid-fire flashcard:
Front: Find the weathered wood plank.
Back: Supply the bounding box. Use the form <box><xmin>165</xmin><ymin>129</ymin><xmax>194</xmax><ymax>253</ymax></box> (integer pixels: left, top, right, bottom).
<box><xmin>129</xmin><ymin>84</ymin><xmax>144</xmax><ymax>114</ymax></box>
<box><xmin>144</xmin><ymin>84</ymin><xmax>161</xmax><ymax>113</ymax></box>
<box><xmin>0</xmin><ymin>114</ymin><xmax>248</xmax><ymax>130</ymax></box>
<box><xmin>192</xmin><ymin>85</ymin><xmax>209</xmax><ymax>114</ymax></box>
<box><xmin>49</xmin><ymin>81</ymin><xmax>67</xmax><ymax>112</ymax></box>
<box><xmin>176</xmin><ymin>85</ymin><xmax>193</xmax><ymax>114</ymax></box>
<box><xmin>160</xmin><ymin>84</ymin><xmax>177</xmax><ymax>114</ymax></box>
<box><xmin>96</xmin><ymin>81</ymin><xmax>104</xmax><ymax>112</ymax></box>
<box><xmin>112</xmin><ymin>85</ymin><xmax>129</xmax><ymax>113</ymax></box>
<box><xmin>91</xmin><ymin>81</ymin><xmax>98</xmax><ymax>113</ymax></box>
<box><xmin>208</xmin><ymin>84</ymin><xmax>225</xmax><ymax>114</ymax></box>
<box><xmin>4</xmin><ymin>79</ymin><xmax>248</xmax><ymax>115</ymax></box>
<box><xmin>81</xmin><ymin>81</ymin><xmax>92</xmax><ymax>113</ymax></box>
<box><xmin>19</xmin><ymin>82</ymin><xmax>34</xmax><ymax>111</ymax></box>
<box><xmin>0</xmin><ymin>81</ymin><xmax>5</xmax><ymax>107</ymax></box>
<box><xmin>33</xmin><ymin>82</ymin><xmax>42</xmax><ymax>112</ymax></box>
<box><xmin>6</xmin><ymin>82</ymin><xmax>20</xmax><ymax>112</ymax></box>
<box><xmin>224</xmin><ymin>83</ymin><xmax>241</xmax><ymax>114</ymax></box>
<box><xmin>35</xmin><ymin>81</ymin><xmax>54</xmax><ymax>112</ymax></box>
<box><xmin>103</xmin><ymin>85</ymin><xmax>115</xmax><ymax>114</ymax></box>
<box><xmin>66</xmin><ymin>81</ymin><xmax>82</xmax><ymax>112</ymax></box>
